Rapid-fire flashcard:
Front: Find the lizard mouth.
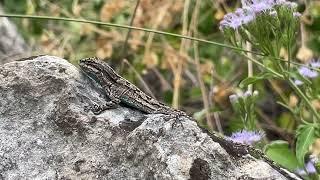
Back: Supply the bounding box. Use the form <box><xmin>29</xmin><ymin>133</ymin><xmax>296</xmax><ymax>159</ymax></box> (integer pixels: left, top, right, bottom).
<box><xmin>79</xmin><ymin>57</ymin><xmax>98</xmax><ymax>65</ymax></box>
<box><xmin>79</xmin><ymin>57</ymin><xmax>102</xmax><ymax>71</ymax></box>
<box><xmin>79</xmin><ymin>57</ymin><xmax>101</xmax><ymax>76</ymax></box>
<box><xmin>79</xmin><ymin>57</ymin><xmax>119</xmax><ymax>83</ymax></box>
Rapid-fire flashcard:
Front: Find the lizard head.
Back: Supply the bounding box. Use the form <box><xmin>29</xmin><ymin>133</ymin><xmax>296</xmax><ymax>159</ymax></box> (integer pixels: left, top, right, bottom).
<box><xmin>79</xmin><ymin>57</ymin><xmax>119</xmax><ymax>83</ymax></box>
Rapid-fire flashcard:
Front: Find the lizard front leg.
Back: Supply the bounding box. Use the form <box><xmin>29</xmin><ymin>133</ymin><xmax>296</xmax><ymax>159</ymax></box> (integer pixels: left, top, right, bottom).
<box><xmin>91</xmin><ymin>96</ymin><xmax>121</xmax><ymax>115</ymax></box>
<box><xmin>161</xmin><ymin>110</ymin><xmax>187</xmax><ymax>129</ymax></box>
<box><xmin>91</xmin><ymin>86</ymin><xmax>122</xmax><ymax>114</ymax></box>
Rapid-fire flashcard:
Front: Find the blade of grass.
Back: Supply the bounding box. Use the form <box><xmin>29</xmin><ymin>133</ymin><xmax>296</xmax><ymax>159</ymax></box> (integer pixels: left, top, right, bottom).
<box><xmin>0</xmin><ymin>14</ymin><xmax>262</xmax><ymax>55</ymax></box>
<box><xmin>120</xmin><ymin>0</ymin><xmax>140</xmax><ymax>60</ymax></box>
<box><xmin>1</xmin><ymin>14</ymin><xmax>318</xmax><ymax>72</ymax></box>
<box><xmin>192</xmin><ymin>0</ymin><xmax>215</xmax><ymax>130</ymax></box>
<box><xmin>172</xmin><ymin>0</ymin><xmax>190</xmax><ymax>108</ymax></box>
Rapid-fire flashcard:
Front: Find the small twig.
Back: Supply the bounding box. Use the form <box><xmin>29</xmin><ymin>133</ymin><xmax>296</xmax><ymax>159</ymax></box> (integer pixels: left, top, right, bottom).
<box><xmin>256</xmin><ymin>109</ymin><xmax>294</xmax><ymax>143</ymax></box>
<box><xmin>246</xmin><ymin>42</ymin><xmax>253</xmax><ymax>93</ymax></box>
<box><xmin>143</xmin><ymin>3</ymin><xmax>170</xmax><ymax>67</ymax></box>
<box><xmin>184</xmin><ymin>69</ymin><xmax>198</xmax><ymax>86</ymax></box>
<box><xmin>213</xmin><ymin>111</ymin><xmax>223</xmax><ymax>134</ymax></box>
<box><xmin>269</xmin><ymin>80</ymin><xmax>289</xmax><ymax>105</ymax></box>
<box><xmin>150</xmin><ymin>67</ymin><xmax>172</xmax><ymax>91</ymax></box>
<box><xmin>172</xmin><ymin>0</ymin><xmax>190</xmax><ymax>108</ymax></box>
<box><xmin>0</xmin><ymin>14</ymin><xmax>294</xmax><ymax>57</ymax></box>
<box><xmin>120</xmin><ymin>0</ymin><xmax>140</xmax><ymax>60</ymax></box>
<box><xmin>192</xmin><ymin>0</ymin><xmax>215</xmax><ymax>130</ymax></box>
<box><xmin>301</xmin><ymin>0</ymin><xmax>310</xmax><ymax>47</ymax></box>
<box><xmin>1</xmin><ymin>14</ymin><xmax>317</xmax><ymax>71</ymax></box>
<box><xmin>122</xmin><ymin>59</ymin><xmax>156</xmax><ymax>98</ymax></box>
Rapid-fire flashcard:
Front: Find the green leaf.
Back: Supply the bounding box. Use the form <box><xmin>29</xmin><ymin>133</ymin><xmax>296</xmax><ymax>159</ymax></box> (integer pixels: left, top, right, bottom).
<box><xmin>296</xmin><ymin>124</ymin><xmax>317</xmax><ymax>166</ymax></box>
<box><xmin>284</xmin><ymin>70</ymin><xmax>312</xmax><ymax>85</ymax></box>
<box><xmin>276</xmin><ymin>112</ymin><xmax>295</xmax><ymax>131</ymax></box>
<box><xmin>3</xmin><ymin>0</ymin><xmax>27</xmax><ymax>13</ymax></box>
<box><xmin>265</xmin><ymin>140</ymin><xmax>300</xmax><ymax>171</ymax></box>
<box><xmin>193</xmin><ymin>109</ymin><xmax>206</xmax><ymax>122</ymax></box>
<box><xmin>239</xmin><ymin>72</ymin><xmax>276</xmax><ymax>88</ymax></box>
<box><xmin>276</xmin><ymin>101</ymin><xmax>295</xmax><ymax>115</ymax></box>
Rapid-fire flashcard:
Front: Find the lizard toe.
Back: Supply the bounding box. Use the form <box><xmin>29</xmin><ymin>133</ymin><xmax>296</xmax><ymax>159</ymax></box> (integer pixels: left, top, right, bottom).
<box><xmin>171</xmin><ymin>118</ymin><xmax>184</xmax><ymax>129</ymax></box>
<box><xmin>91</xmin><ymin>103</ymin><xmax>104</xmax><ymax>115</ymax></box>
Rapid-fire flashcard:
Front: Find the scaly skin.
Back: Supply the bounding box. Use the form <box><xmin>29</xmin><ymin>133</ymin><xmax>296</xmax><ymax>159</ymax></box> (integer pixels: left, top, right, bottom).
<box><xmin>79</xmin><ymin>57</ymin><xmax>186</xmax><ymax>117</ymax></box>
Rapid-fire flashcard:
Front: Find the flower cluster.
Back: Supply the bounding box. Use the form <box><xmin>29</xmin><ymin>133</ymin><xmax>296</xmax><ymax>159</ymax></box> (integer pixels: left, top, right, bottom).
<box><xmin>219</xmin><ymin>8</ymin><xmax>255</xmax><ymax>30</ymax></box>
<box><xmin>295</xmin><ymin>160</ymin><xmax>317</xmax><ymax>175</ymax></box>
<box><xmin>294</xmin><ymin>59</ymin><xmax>320</xmax><ymax>85</ymax></box>
<box><xmin>219</xmin><ymin>0</ymin><xmax>300</xmax><ymax>56</ymax></box>
<box><xmin>229</xmin><ymin>90</ymin><xmax>258</xmax><ymax>103</ymax></box>
<box><xmin>219</xmin><ymin>0</ymin><xmax>299</xmax><ymax>31</ymax></box>
<box><xmin>229</xmin><ymin>90</ymin><xmax>259</xmax><ymax>130</ymax></box>
<box><xmin>228</xmin><ymin>130</ymin><xmax>264</xmax><ymax>145</ymax></box>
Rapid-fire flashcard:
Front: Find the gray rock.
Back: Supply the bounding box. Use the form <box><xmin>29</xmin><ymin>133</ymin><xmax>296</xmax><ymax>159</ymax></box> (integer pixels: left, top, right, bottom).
<box><xmin>0</xmin><ymin>56</ymin><xmax>299</xmax><ymax>179</ymax></box>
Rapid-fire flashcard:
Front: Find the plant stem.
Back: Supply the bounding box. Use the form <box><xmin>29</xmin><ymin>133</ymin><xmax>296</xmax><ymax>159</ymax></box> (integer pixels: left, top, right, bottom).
<box><xmin>241</xmin><ymin>53</ymin><xmax>283</xmax><ymax>78</ymax></box>
<box><xmin>288</xmin><ymin>79</ymin><xmax>320</xmax><ymax>121</ymax></box>
<box><xmin>287</xmin><ymin>31</ymin><xmax>292</xmax><ymax>79</ymax></box>
<box><xmin>1</xmin><ymin>14</ymin><xmax>319</xmax><ymax>72</ymax></box>
<box><xmin>246</xmin><ymin>42</ymin><xmax>253</xmax><ymax>92</ymax></box>
<box><xmin>120</xmin><ymin>0</ymin><xmax>141</xmax><ymax>60</ymax></box>
<box><xmin>0</xmin><ymin>13</ymin><xmax>263</xmax><ymax>56</ymax></box>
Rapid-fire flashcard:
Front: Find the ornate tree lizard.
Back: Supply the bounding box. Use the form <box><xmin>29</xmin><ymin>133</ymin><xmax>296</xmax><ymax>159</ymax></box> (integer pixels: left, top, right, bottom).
<box><xmin>79</xmin><ymin>57</ymin><xmax>186</xmax><ymax>118</ymax></box>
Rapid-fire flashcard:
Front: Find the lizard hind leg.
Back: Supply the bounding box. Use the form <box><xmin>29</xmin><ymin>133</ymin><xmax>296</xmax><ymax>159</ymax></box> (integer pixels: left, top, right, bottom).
<box><xmin>163</xmin><ymin>112</ymin><xmax>185</xmax><ymax>129</ymax></box>
<box><xmin>171</xmin><ymin>117</ymin><xmax>185</xmax><ymax>129</ymax></box>
<box><xmin>91</xmin><ymin>99</ymin><xmax>121</xmax><ymax>115</ymax></box>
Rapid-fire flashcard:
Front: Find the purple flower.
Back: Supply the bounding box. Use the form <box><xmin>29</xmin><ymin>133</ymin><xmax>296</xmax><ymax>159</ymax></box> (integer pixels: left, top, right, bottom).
<box><xmin>241</xmin><ymin>0</ymin><xmax>298</xmax><ymax>13</ymax></box>
<box><xmin>228</xmin><ymin>130</ymin><xmax>264</xmax><ymax>145</ymax></box>
<box><xmin>310</xmin><ymin>155</ymin><xmax>319</xmax><ymax>164</ymax></box>
<box><xmin>294</xmin><ymin>79</ymin><xmax>304</xmax><ymax>86</ymax></box>
<box><xmin>293</xmin><ymin>12</ymin><xmax>301</xmax><ymax>18</ymax></box>
<box><xmin>310</xmin><ymin>59</ymin><xmax>320</xmax><ymax>68</ymax></box>
<box><xmin>267</xmin><ymin>0</ymin><xmax>293</xmax><ymax>6</ymax></box>
<box><xmin>249</xmin><ymin>1</ymin><xmax>273</xmax><ymax>13</ymax></box>
<box><xmin>242</xmin><ymin>0</ymin><xmax>268</xmax><ymax>7</ymax></box>
<box><xmin>282</xmin><ymin>2</ymin><xmax>298</xmax><ymax>9</ymax></box>
<box><xmin>294</xmin><ymin>60</ymin><xmax>320</xmax><ymax>85</ymax></box>
<box><xmin>220</xmin><ymin>0</ymin><xmax>299</xmax><ymax>31</ymax></box>
<box><xmin>295</xmin><ymin>161</ymin><xmax>317</xmax><ymax>175</ymax></box>
<box><xmin>298</xmin><ymin>67</ymin><xmax>318</xmax><ymax>78</ymax></box>
<box><xmin>229</xmin><ymin>94</ymin><xmax>239</xmax><ymax>103</ymax></box>
<box><xmin>272</xmin><ymin>0</ymin><xmax>286</xmax><ymax>4</ymax></box>
<box><xmin>229</xmin><ymin>90</ymin><xmax>258</xmax><ymax>103</ymax></box>
<box><xmin>242</xmin><ymin>0</ymin><xmax>290</xmax><ymax>7</ymax></box>
<box><xmin>270</xmin><ymin>10</ymin><xmax>277</xmax><ymax>17</ymax></box>
<box><xmin>241</xmin><ymin>0</ymin><xmax>274</xmax><ymax>15</ymax></box>
<box><xmin>219</xmin><ymin>9</ymin><xmax>255</xmax><ymax>30</ymax></box>
<box><xmin>243</xmin><ymin>91</ymin><xmax>252</xmax><ymax>97</ymax></box>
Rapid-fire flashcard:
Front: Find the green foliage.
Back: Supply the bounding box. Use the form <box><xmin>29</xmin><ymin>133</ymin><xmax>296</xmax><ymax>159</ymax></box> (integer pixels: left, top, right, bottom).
<box><xmin>276</xmin><ymin>112</ymin><xmax>295</xmax><ymax>131</ymax></box>
<box><xmin>3</xmin><ymin>0</ymin><xmax>27</xmax><ymax>14</ymax></box>
<box><xmin>221</xmin><ymin>1</ymin><xmax>320</xmax><ymax>177</ymax></box>
<box><xmin>295</xmin><ymin>123</ymin><xmax>318</xmax><ymax>166</ymax></box>
<box><xmin>230</xmin><ymin>91</ymin><xmax>259</xmax><ymax>130</ymax></box>
<box><xmin>239</xmin><ymin>72</ymin><xmax>277</xmax><ymax>88</ymax></box>
<box><xmin>265</xmin><ymin>140</ymin><xmax>300</xmax><ymax>171</ymax></box>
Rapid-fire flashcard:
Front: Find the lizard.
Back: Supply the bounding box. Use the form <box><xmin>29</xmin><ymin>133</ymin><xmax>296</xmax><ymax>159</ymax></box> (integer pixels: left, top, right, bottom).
<box><xmin>79</xmin><ymin>57</ymin><xmax>302</xmax><ymax>180</ymax></box>
<box><xmin>79</xmin><ymin>57</ymin><xmax>187</xmax><ymax>119</ymax></box>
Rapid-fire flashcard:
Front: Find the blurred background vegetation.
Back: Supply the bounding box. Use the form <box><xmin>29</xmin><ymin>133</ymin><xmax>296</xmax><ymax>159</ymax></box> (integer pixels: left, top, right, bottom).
<box><xmin>1</xmin><ymin>0</ymin><xmax>320</xmax><ymax>144</ymax></box>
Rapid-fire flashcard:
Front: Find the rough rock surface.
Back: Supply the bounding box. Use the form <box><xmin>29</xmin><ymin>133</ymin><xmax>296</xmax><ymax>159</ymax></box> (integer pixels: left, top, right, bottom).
<box><xmin>0</xmin><ymin>56</ymin><xmax>297</xmax><ymax>179</ymax></box>
<box><xmin>0</xmin><ymin>8</ymin><xmax>30</xmax><ymax>64</ymax></box>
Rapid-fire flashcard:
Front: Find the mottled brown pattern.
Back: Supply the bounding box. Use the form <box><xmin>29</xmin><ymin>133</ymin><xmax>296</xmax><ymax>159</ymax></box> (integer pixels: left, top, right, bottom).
<box><xmin>79</xmin><ymin>57</ymin><xmax>186</xmax><ymax>116</ymax></box>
